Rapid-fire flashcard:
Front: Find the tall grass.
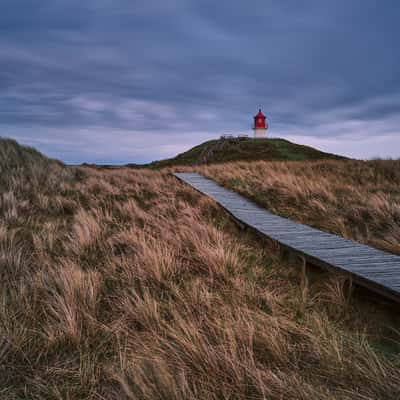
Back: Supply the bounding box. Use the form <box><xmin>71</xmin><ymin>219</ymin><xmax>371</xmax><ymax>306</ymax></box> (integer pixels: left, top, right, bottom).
<box><xmin>191</xmin><ymin>159</ymin><xmax>400</xmax><ymax>255</ymax></box>
<box><xmin>1</xmin><ymin>140</ymin><xmax>400</xmax><ymax>398</ymax></box>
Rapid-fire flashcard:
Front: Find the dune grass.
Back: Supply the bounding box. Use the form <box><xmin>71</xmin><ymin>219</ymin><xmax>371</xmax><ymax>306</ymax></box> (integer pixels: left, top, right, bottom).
<box><xmin>190</xmin><ymin>159</ymin><xmax>400</xmax><ymax>255</ymax></box>
<box><xmin>1</xmin><ymin>140</ymin><xmax>400</xmax><ymax>399</ymax></box>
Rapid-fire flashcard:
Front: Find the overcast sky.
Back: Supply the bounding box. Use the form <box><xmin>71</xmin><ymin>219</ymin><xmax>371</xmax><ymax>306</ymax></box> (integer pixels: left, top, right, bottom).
<box><xmin>1</xmin><ymin>0</ymin><xmax>400</xmax><ymax>163</ymax></box>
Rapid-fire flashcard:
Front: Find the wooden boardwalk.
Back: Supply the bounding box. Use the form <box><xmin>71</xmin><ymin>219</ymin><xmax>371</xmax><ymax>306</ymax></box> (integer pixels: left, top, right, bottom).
<box><xmin>174</xmin><ymin>172</ymin><xmax>400</xmax><ymax>303</ymax></box>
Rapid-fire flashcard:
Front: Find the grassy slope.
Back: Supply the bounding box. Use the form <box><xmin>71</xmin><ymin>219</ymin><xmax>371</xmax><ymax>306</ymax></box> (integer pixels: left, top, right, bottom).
<box><xmin>1</xmin><ymin>138</ymin><xmax>400</xmax><ymax>399</ymax></box>
<box><xmin>0</xmin><ymin>138</ymin><xmax>65</xmax><ymax>182</ymax></box>
<box><xmin>148</xmin><ymin>138</ymin><xmax>345</xmax><ymax>168</ymax></box>
<box><xmin>193</xmin><ymin>159</ymin><xmax>400</xmax><ymax>256</ymax></box>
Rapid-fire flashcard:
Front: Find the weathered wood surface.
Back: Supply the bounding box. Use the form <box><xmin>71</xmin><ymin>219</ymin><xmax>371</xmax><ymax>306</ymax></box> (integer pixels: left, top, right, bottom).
<box><xmin>174</xmin><ymin>172</ymin><xmax>400</xmax><ymax>302</ymax></box>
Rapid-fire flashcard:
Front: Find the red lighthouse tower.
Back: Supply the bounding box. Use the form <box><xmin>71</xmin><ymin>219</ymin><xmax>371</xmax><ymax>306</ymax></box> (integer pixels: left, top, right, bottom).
<box><xmin>252</xmin><ymin>108</ymin><xmax>268</xmax><ymax>138</ymax></box>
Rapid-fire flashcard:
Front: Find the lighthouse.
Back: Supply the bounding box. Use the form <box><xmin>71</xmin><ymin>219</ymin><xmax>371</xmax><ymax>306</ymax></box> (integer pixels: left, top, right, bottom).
<box><xmin>252</xmin><ymin>108</ymin><xmax>268</xmax><ymax>138</ymax></box>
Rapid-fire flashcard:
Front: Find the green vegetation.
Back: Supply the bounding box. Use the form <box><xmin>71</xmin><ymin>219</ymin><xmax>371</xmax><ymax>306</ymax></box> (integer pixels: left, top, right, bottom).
<box><xmin>149</xmin><ymin>137</ymin><xmax>345</xmax><ymax>168</ymax></box>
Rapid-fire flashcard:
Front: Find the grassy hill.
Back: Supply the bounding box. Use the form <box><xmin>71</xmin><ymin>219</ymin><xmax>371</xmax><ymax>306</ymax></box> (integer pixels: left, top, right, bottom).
<box><xmin>0</xmin><ymin>138</ymin><xmax>78</xmax><ymax>203</ymax></box>
<box><xmin>0</xmin><ymin>138</ymin><xmax>63</xmax><ymax>177</ymax></box>
<box><xmin>1</xmin><ymin>138</ymin><xmax>399</xmax><ymax>399</ymax></box>
<box><xmin>148</xmin><ymin>137</ymin><xmax>346</xmax><ymax>168</ymax></box>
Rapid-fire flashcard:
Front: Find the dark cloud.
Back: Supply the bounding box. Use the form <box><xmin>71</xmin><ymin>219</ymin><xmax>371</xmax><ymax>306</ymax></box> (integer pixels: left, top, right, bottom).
<box><xmin>1</xmin><ymin>0</ymin><xmax>400</xmax><ymax>163</ymax></box>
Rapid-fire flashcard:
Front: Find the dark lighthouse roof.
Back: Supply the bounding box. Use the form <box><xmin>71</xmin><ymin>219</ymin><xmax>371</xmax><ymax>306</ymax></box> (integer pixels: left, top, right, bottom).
<box><xmin>254</xmin><ymin>108</ymin><xmax>266</xmax><ymax>119</ymax></box>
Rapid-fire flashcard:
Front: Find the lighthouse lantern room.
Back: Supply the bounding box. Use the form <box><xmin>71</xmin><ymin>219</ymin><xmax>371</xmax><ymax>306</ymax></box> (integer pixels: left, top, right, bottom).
<box><xmin>252</xmin><ymin>108</ymin><xmax>268</xmax><ymax>138</ymax></box>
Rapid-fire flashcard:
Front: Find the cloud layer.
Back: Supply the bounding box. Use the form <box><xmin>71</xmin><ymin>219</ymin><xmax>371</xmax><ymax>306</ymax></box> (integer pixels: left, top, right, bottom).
<box><xmin>1</xmin><ymin>0</ymin><xmax>400</xmax><ymax>163</ymax></box>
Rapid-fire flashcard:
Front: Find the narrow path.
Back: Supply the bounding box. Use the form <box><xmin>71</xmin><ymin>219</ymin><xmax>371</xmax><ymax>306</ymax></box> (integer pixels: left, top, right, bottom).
<box><xmin>174</xmin><ymin>172</ymin><xmax>400</xmax><ymax>303</ymax></box>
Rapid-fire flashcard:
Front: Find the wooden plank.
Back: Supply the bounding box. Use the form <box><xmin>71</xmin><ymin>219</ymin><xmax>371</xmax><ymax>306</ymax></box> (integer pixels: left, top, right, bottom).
<box><xmin>299</xmin><ymin>247</ymin><xmax>383</xmax><ymax>257</ymax></box>
<box><xmin>285</xmin><ymin>237</ymin><xmax>357</xmax><ymax>246</ymax></box>
<box><xmin>339</xmin><ymin>259</ymin><xmax>400</xmax><ymax>267</ymax></box>
<box><xmin>173</xmin><ymin>172</ymin><xmax>400</xmax><ymax>303</ymax></box>
<box><xmin>350</xmin><ymin>267</ymin><xmax>400</xmax><ymax>276</ymax></box>
<box><xmin>287</xmin><ymin>243</ymin><xmax>359</xmax><ymax>252</ymax></box>
<box><xmin>331</xmin><ymin>257</ymin><xmax>400</xmax><ymax>267</ymax></box>
<box><xmin>319</xmin><ymin>250</ymin><xmax>398</xmax><ymax>260</ymax></box>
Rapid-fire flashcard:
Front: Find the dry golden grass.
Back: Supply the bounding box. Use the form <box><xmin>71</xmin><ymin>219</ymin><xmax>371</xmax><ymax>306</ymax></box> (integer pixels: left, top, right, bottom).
<box><xmin>188</xmin><ymin>159</ymin><xmax>400</xmax><ymax>255</ymax></box>
<box><xmin>1</xmin><ymin>142</ymin><xmax>400</xmax><ymax>399</ymax></box>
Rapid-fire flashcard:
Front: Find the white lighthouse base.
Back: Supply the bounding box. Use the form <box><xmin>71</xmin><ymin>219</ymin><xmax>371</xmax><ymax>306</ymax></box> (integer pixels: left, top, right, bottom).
<box><xmin>253</xmin><ymin>128</ymin><xmax>267</xmax><ymax>139</ymax></box>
